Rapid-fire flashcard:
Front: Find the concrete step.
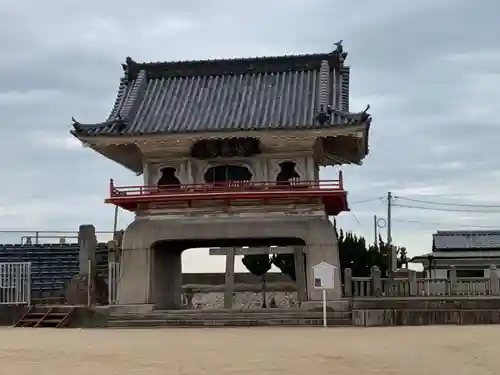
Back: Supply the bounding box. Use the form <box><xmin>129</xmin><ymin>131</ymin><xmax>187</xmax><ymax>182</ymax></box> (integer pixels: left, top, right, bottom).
<box><xmin>106</xmin><ymin>317</ymin><xmax>353</xmax><ymax>328</ymax></box>
<box><xmin>108</xmin><ymin>312</ymin><xmax>351</xmax><ymax>321</ymax></box>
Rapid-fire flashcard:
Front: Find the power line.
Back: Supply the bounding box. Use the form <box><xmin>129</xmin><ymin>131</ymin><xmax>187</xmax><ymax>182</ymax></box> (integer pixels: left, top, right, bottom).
<box><xmin>394</xmin><ymin>196</ymin><xmax>500</xmax><ymax>208</ymax></box>
<box><xmin>392</xmin><ymin>203</ymin><xmax>500</xmax><ymax>213</ymax></box>
<box><xmin>350</xmin><ymin>197</ymin><xmax>384</xmax><ymax>205</ymax></box>
<box><xmin>350</xmin><ymin>211</ymin><xmax>360</xmax><ymax>225</ymax></box>
<box><xmin>393</xmin><ymin>218</ymin><xmax>498</xmax><ymax>229</ymax></box>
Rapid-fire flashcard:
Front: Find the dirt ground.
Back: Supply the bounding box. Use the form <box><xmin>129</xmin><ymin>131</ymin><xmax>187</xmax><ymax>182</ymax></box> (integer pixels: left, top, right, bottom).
<box><xmin>0</xmin><ymin>326</ymin><xmax>497</xmax><ymax>375</ymax></box>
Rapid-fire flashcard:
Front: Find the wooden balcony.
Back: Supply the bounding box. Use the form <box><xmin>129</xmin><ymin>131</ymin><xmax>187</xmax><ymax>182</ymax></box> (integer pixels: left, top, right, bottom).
<box><xmin>105</xmin><ymin>172</ymin><xmax>348</xmax><ymax>215</ymax></box>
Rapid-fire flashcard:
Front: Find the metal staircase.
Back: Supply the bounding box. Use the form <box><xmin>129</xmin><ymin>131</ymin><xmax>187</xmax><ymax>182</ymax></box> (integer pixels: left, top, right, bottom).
<box><xmin>14</xmin><ymin>306</ymin><xmax>74</xmax><ymax>328</ymax></box>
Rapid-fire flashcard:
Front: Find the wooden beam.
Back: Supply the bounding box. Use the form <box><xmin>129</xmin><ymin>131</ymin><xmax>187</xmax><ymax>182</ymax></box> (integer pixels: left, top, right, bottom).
<box><xmin>209</xmin><ymin>246</ymin><xmax>294</xmax><ymax>256</ymax></box>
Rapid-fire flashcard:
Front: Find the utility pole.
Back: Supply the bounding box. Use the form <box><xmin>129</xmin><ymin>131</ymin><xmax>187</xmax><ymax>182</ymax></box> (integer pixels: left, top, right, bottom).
<box><xmin>373</xmin><ymin>214</ymin><xmax>378</xmax><ymax>247</ymax></box>
<box><xmin>387</xmin><ymin>191</ymin><xmax>397</xmax><ymax>273</ymax></box>
<box><xmin>387</xmin><ymin>192</ymin><xmax>392</xmax><ymax>245</ymax></box>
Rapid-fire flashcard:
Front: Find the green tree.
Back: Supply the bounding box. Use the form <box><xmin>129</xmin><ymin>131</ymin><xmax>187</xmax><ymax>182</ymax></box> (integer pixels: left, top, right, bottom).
<box><xmin>377</xmin><ymin>235</ymin><xmax>409</xmax><ymax>274</ymax></box>
<box><xmin>241</xmin><ymin>254</ymin><xmax>272</xmax><ymax>307</ymax></box>
<box><xmin>271</xmin><ymin>229</ymin><xmax>406</xmax><ymax>283</ymax></box>
<box><xmin>271</xmin><ymin>253</ymin><xmax>296</xmax><ymax>281</ymax></box>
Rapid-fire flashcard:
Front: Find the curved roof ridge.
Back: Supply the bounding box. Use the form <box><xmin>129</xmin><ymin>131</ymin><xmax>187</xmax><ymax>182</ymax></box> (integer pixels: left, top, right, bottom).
<box><xmin>118</xmin><ymin>69</ymin><xmax>148</xmax><ymax>121</ymax></box>
<box><xmin>106</xmin><ymin>77</ymin><xmax>129</xmax><ymax>121</ymax></box>
<box><xmin>122</xmin><ymin>42</ymin><xmax>348</xmax><ymax>80</ymax></box>
<box><xmin>435</xmin><ymin>230</ymin><xmax>500</xmax><ymax>236</ymax></box>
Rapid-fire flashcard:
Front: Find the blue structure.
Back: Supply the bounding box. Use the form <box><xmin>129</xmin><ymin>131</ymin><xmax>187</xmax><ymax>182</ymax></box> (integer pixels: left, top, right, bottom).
<box><xmin>0</xmin><ymin>244</ymin><xmax>108</xmax><ymax>297</ymax></box>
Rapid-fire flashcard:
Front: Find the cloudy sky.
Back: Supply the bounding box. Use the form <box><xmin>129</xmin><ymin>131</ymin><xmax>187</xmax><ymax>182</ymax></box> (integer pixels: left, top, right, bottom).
<box><xmin>0</xmin><ymin>0</ymin><xmax>498</xmax><ymax>272</ymax></box>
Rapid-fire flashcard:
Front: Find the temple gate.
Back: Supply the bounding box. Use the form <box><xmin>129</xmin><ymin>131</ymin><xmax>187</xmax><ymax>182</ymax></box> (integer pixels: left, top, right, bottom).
<box><xmin>70</xmin><ymin>41</ymin><xmax>372</xmax><ymax>310</ymax></box>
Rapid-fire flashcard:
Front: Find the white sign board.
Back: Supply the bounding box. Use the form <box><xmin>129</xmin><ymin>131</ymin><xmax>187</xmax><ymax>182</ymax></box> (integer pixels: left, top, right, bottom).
<box><xmin>312</xmin><ymin>262</ymin><xmax>336</xmax><ymax>290</ymax></box>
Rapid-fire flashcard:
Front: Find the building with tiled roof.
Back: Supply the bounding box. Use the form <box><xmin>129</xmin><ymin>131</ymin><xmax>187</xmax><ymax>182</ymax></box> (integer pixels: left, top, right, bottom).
<box><xmin>412</xmin><ymin>230</ymin><xmax>500</xmax><ymax>278</ymax></box>
<box><xmin>70</xmin><ymin>41</ymin><xmax>373</xmax><ymax>309</ymax></box>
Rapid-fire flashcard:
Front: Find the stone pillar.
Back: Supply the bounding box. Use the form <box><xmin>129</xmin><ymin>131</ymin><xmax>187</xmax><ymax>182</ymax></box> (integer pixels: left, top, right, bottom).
<box><xmin>78</xmin><ymin>225</ymin><xmax>97</xmax><ymax>277</ymax></box>
<box><xmin>448</xmin><ymin>265</ymin><xmax>457</xmax><ymax>295</ymax></box>
<box><xmin>304</xmin><ymin>222</ymin><xmax>342</xmax><ymax>301</ymax></box>
<box><xmin>293</xmin><ymin>246</ymin><xmax>307</xmax><ymax>303</ymax></box>
<box><xmin>65</xmin><ymin>225</ymin><xmax>98</xmax><ymax>305</ymax></box>
<box><xmin>118</xmin><ymin>246</ymin><xmax>152</xmax><ymax>305</ymax></box>
<box><xmin>408</xmin><ymin>270</ymin><xmax>417</xmax><ymax>296</ymax></box>
<box><xmin>152</xmin><ymin>249</ymin><xmax>182</xmax><ymax>309</ymax></box>
<box><xmin>305</xmin><ymin>244</ymin><xmax>341</xmax><ymax>301</ymax></box>
<box><xmin>371</xmin><ymin>266</ymin><xmax>382</xmax><ymax>297</ymax></box>
<box><xmin>117</xmin><ymin>226</ymin><xmax>153</xmax><ymax>305</ymax></box>
<box><xmin>224</xmin><ymin>248</ymin><xmax>235</xmax><ymax>309</ymax></box>
<box><xmin>343</xmin><ymin>268</ymin><xmax>352</xmax><ymax>297</ymax></box>
<box><xmin>489</xmin><ymin>265</ymin><xmax>499</xmax><ymax>295</ymax></box>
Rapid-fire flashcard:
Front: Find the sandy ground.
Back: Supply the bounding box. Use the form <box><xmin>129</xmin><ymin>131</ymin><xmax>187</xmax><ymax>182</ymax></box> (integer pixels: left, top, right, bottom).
<box><xmin>0</xmin><ymin>326</ymin><xmax>498</xmax><ymax>375</ymax></box>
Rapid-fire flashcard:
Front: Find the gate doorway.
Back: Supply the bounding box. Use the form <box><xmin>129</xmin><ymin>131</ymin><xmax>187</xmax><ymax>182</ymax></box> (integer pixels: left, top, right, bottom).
<box><xmin>0</xmin><ymin>262</ymin><xmax>31</xmax><ymax>305</ymax></box>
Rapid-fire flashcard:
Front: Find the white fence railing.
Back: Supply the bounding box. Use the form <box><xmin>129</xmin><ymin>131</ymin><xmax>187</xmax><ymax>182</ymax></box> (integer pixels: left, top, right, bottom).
<box><xmin>108</xmin><ymin>261</ymin><xmax>120</xmax><ymax>305</ymax></box>
<box><xmin>346</xmin><ymin>265</ymin><xmax>500</xmax><ymax>298</ymax></box>
<box><xmin>0</xmin><ymin>262</ymin><xmax>31</xmax><ymax>305</ymax></box>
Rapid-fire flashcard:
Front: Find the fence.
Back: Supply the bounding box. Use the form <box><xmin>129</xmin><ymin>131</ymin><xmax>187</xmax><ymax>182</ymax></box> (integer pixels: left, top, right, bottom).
<box><xmin>108</xmin><ymin>261</ymin><xmax>120</xmax><ymax>305</ymax></box>
<box><xmin>344</xmin><ymin>265</ymin><xmax>500</xmax><ymax>298</ymax></box>
<box><xmin>0</xmin><ymin>262</ymin><xmax>31</xmax><ymax>305</ymax></box>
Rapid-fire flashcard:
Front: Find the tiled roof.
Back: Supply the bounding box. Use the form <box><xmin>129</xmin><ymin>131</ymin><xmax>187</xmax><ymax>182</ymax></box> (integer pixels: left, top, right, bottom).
<box><xmin>71</xmin><ymin>43</ymin><xmax>371</xmax><ymax>137</ymax></box>
<box><xmin>433</xmin><ymin>230</ymin><xmax>500</xmax><ymax>250</ymax></box>
<box><xmin>412</xmin><ymin>251</ymin><xmax>500</xmax><ymax>261</ymax></box>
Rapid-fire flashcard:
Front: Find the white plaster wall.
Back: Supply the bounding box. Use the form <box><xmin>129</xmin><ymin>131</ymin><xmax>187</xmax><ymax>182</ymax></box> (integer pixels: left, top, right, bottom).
<box><xmin>144</xmin><ymin>154</ymin><xmax>319</xmax><ymax>186</ymax></box>
<box><xmin>266</xmin><ymin>155</ymin><xmax>313</xmax><ymax>181</ymax></box>
<box><xmin>144</xmin><ymin>160</ymin><xmax>186</xmax><ymax>185</ymax></box>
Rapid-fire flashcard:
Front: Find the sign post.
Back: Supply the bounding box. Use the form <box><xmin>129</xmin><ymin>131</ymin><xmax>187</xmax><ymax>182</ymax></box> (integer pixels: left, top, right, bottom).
<box><xmin>312</xmin><ymin>262</ymin><xmax>336</xmax><ymax>328</ymax></box>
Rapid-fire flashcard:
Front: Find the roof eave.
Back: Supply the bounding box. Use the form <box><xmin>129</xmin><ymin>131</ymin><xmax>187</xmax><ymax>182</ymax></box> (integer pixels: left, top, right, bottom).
<box><xmin>72</xmin><ymin>131</ymin><xmax>143</xmax><ymax>174</ymax></box>
<box><xmin>73</xmin><ymin>121</ymin><xmax>369</xmax><ymax>145</ymax></box>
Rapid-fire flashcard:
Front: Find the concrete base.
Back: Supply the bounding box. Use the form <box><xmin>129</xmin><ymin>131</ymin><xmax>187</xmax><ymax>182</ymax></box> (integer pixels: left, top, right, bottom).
<box><xmin>117</xmin><ymin>216</ymin><xmax>343</xmax><ymax>307</ymax></box>
<box><xmin>97</xmin><ymin>304</ymin><xmax>155</xmax><ymax>315</ymax></box>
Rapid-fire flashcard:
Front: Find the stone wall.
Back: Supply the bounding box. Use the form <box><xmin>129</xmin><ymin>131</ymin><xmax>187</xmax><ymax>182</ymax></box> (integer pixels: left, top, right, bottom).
<box><xmin>353</xmin><ymin>309</ymin><xmax>500</xmax><ymax>326</ymax></box>
<box><xmin>352</xmin><ymin>297</ymin><xmax>500</xmax><ymax>326</ymax></box>
<box><xmin>351</xmin><ymin>297</ymin><xmax>500</xmax><ymax>310</ymax></box>
<box><xmin>183</xmin><ymin>291</ymin><xmax>299</xmax><ymax>309</ymax></box>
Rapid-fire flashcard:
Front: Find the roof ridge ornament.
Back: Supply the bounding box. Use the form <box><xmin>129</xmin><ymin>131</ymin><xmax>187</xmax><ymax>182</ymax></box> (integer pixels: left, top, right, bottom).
<box><xmin>323</xmin><ymin>104</ymin><xmax>371</xmax><ymax>125</ymax></box>
<box><xmin>333</xmin><ymin>40</ymin><xmax>348</xmax><ymax>64</ymax></box>
<box><xmin>71</xmin><ymin>113</ymin><xmax>126</xmax><ymax>133</ymax></box>
<box><xmin>122</xmin><ymin>56</ymin><xmax>137</xmax><ymax>72</ymax></box>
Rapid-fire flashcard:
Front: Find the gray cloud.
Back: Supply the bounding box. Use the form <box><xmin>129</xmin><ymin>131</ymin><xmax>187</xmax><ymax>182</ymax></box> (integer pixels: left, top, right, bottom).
<box><xmin>0</xmin><ymin>0</ymin><xmax>497</xmax><ymax>271</ymax></box>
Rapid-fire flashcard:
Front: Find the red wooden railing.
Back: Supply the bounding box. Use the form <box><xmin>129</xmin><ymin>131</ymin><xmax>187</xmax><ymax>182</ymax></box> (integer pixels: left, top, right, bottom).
<box><xmin>108</xmin><ymin>171</ymin><xmax>344</xmax><ymax>198</ymax></box>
